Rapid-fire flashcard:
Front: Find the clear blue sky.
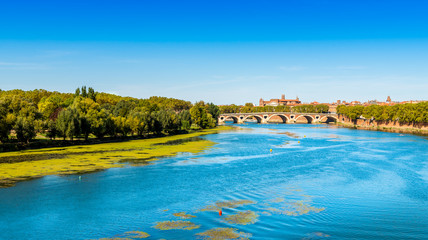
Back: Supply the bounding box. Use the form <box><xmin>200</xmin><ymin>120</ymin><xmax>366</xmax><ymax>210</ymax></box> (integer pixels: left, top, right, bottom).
<box><xmin>0</xmin><ymin>0</ymin><xmax>427</xmax><ymax>105</ymax></box>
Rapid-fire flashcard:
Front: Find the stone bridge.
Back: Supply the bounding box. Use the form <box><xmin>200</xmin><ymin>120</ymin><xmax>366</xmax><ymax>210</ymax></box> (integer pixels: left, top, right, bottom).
<box><xmin>218</xmin><ymin>112</ymin><xmax>338</xmax><ymax>124</ymax></box>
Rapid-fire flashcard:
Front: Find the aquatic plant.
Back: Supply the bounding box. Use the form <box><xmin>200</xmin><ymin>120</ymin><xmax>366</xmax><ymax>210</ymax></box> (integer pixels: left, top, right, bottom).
<box><xmin>260</xmin><ymin>211</ymin><xmax>272</xmax><ymax>216</ymax></box>
<box><xmin>98</xmin><ymin>238</ymin><xmax>132</xmax><ymax>240</ymax></box>
<box><xmin>264</xmin><ymin>200</ymin><xmax>325</xmax><ymax>216</ymax></box>
<box><xmin>278</xmin><ymin>131</ymin><xmax>299</xmax><ymax>138</ymax></box>
<box><xmin>269</xmin><ymin>197</ymin><xmax>285</xmax><ymax>203</ymax></box>
<box><xmin>173</xmin><ymin>212</ymin><xmax>196</xmax><ymax>219</ymax></box>
<box><xmin>302</xmin><ymin>232</ymin><xmax>331</xmax><ymax>239</ymax></box>
<box><xmin>152</xmin><ymin>220</ymin><xmax>200</xmax><ymax>230</ymax></box>
<box><xmin>223</xmin><ymin>211</ymin><xmax>259</xmax><ymax>225</ymax></box>
<box><xmin>123</xmin><ymin>231</ymin><xmax>150</xmax><ymax>238</ymax></box>
<box><xmin>198</xmin><ymin>200</ymin><xmax>256</xmax><ymax>212</ymax></box>
<box><xmin>196</xmin><ymin>227</ymin><xmax>252</xmax><ymax>240</ymax></box>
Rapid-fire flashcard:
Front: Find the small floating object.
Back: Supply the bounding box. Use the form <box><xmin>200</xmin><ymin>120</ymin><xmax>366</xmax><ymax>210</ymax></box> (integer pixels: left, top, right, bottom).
<box><xmin>270</xmin><ymin>149</ymin><xmax>272</xmax><ymax>152</ymax></box>
<box><xmin>219</xmin><ymin>210</ymin><xmax>222</xmax><ymax>216</ymax></box>
<box><xmin>79</xmin><ymin>176</ymin><xmax>81</xmax><ymax>181</ymax></box>
<box><xmin>304</xmin><ymin>135</ymin><xmax>306</xmax><ymax>138</ymax></box>
<box><xmin>298</xmin><ymin>141</ymin><xmax>300</xmax><ymax>143</ymax></box>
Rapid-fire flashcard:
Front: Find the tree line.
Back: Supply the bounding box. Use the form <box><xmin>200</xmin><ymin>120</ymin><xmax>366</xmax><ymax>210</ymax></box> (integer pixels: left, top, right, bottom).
<box><xmin>219</xmin><ymin>103</ymin><xmax>329</xmax><ymax>114</ymax></box>
<box><xmin>337</xmin><ymin>102</ymin><xmax>428</xmax><ymax>123</ymax></box>
<box><xmin>0</xmin><ymin>87</ymin><xmax>220</xmax><ymax>143</ymax></box>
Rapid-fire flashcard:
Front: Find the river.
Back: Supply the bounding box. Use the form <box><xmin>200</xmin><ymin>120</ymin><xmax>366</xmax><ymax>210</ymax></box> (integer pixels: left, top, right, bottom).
<box><xmin>0</xmin><ymin>123</ymin><xmax>427</xmax><ymax>239</ymax></box>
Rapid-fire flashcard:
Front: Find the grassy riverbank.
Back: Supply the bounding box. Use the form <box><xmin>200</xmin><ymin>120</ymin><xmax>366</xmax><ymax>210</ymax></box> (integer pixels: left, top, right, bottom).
<box><xmin>0</xmin><ymin>126</ymin><xmax>232</xmax><ymax>188</ymax></box>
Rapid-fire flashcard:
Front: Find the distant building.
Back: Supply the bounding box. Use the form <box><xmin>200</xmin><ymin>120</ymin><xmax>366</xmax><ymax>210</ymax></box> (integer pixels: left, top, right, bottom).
<box><xmin>259</xmin><ymin>94</ymin><xmax>301</xmax><ymax>106</ymax></box>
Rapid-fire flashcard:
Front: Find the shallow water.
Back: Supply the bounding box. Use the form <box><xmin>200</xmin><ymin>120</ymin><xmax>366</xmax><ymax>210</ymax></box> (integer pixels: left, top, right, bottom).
<box><xmin>0</xmin><ymin>123</ymin><xmax>427</xmax><ymax>239</ymax></box>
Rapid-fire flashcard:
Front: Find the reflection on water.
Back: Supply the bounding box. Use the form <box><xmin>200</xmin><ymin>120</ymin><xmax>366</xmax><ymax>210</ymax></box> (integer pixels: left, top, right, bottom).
<box><xmin>0</xmin><ymin>123</ymin><xmax>427</xmax><ymax>239</ymax></box>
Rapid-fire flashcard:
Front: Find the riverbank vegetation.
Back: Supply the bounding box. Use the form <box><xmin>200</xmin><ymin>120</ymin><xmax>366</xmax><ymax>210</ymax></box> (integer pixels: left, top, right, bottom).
<box><xmin>337</xmin><ymin>102</ymin><xmax>428</xmax><ymax>122</ymax></box>
<box><xmin>220</xmin><ymin>103</ymin><xmax>329</xmax><ymax>114</ymax></box>
<box><xmin>0</xmin><ymin>126</ymin><xmax>231</xmax><ymax>187</ymax></box>
<box><xmin>0</xmin><ymin>87</ymin><xmax>221</xmax><ymax>151</ymax></box>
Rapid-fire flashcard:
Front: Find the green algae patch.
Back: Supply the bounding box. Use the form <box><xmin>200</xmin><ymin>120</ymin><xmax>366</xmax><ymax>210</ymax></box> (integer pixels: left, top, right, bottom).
<box><xmin>261</xmin><ymin>211</ymin><xmax>272</xmax><ymax>216</ymax></box>
<box><xmin>264</xmin><ymin>190</ymin><xmax>325</xmax><ymax>217</ymax></box>
<box><xmin>278</xmin><ymin>131</ymin><xmax>299</xmax><ymax>138</ymax></box>
<box><xmin>223</xmin><ymin>210</ymin><xmax>259</xmax><ymax>225</ymax></box>
<box><xmin>0</xmin><ymin>127</ymin><xmax>231</xmax><ymax>188</ymax></box>
<box><xmin>96</xmin><ymin>231</ymin><xmax>150</xmax><ymax>240</ymax></box>
<box><xmin>196</xmin><ymin>227</ymin><xmax>252</xmax><ymax>240</ymax></box>
<box><xmin>98</xmin><ymin>238</ymin><xmax>132</xmax><ymax>240</ymax></box>
<box><xmin>198</xmin><ymin>200</ymin><xmax>256</xmax><ymax>212</ymax></box>
<box><xmin>284</xmin><ymin>201</ymin><xmax>325</xmax><ymax>216</ymax></box>
<box><xmin>123</xmin><ymin>231</ymin><xmax>150</xmax><ymax>238</ymax></box>
<box><xmin>302</xmin><ymin>232</ymin><xmax>331</xmax><ymax>240</ymax></box>
<box><xmin>153</xmin><ymin>220</ymin><xmax>200</xmax><ymax>230</ymax></box>
<box><xmin>173</xmin><ymin>212</ymin><xmax>196</xmax><ymax>219</ymax></box>
<box><xmin>264</xmin><ymin>200</ymin><xmax>325</xmax><ymax>216</ymax></box>
<box><xmin>270</xmin><ymin>197</ymin><xmax>285</xmax><ymax>203</ymax></box>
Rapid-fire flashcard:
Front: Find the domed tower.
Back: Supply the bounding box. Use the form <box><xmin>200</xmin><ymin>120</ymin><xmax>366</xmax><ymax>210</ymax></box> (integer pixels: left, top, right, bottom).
<box><xmin>386</xmin><ymin>96</ymin><xmax>391</xmax><ymax>103</ymax></box>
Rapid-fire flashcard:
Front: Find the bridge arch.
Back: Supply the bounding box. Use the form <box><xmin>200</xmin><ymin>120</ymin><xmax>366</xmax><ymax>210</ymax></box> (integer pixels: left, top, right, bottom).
<box><xmin>319</xmin><ymin>115</ymin><xmax>337</xmax><ymax>123</ymax></box>
<box><xmin>295</xmin><ymin>115</ymin><xmax>314</xmax><ymax>123</ymax></box>
<box><xmin>223</xmin><ymin>116</ymin><xmax>239</xmax><ymax>123</ymax></box>
<box><xmin>266</xmin><ymin>114</ymin><xmax>289</xmax><ymax>123</ymax></box>
<box><xmin>243</xmin><ymin>115</ymin><xmax>263</xmax><ymax>123</ymax></box>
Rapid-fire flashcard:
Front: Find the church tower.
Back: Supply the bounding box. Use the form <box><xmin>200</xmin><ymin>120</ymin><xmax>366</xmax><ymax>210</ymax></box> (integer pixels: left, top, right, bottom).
<box><xmin>386</xmin><ymin>96</ymin><xmax>391</xmax><ymax>103</ymax></box>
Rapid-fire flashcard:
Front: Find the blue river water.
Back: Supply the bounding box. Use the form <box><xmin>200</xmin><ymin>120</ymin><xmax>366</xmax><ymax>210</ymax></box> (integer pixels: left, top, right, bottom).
<box><xmin>0</xmin><ymin>123</ymin><xmax>427</xmax><ymax>240</ymax></box>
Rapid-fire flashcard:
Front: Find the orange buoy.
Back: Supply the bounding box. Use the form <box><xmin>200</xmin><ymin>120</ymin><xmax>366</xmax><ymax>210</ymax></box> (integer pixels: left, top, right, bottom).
<box><xmin>219</xmin><ymin>210</ymin><xmax>222</xmax><ymax>216</ymax></box>
<box><xmin>270</xmin><ymin>149</ymin><xmax>272</xmax><ymax>152</ymax></box>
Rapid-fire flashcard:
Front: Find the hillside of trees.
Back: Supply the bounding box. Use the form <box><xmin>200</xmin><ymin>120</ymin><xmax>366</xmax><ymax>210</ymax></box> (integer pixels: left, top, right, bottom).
<box><xmin>337</xmin><ymin>102</ymin><xmax>428</xmax><ymax>123</ymax></box>
<box><xmin>0</xmin><ymin>87</ymin><xmax>220</xmax><ymax>145</ymax></box>
<box><xmin>219</xmin><ymin>103</ymin><xmax>329</xmax><ymax>114</ymax></box>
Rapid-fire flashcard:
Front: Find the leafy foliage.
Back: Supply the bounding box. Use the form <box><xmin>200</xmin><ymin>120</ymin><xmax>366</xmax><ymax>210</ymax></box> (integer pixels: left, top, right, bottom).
<box><xmin>337</xmin><ymin>102</ymin><xmax>428</xmax><ymax>123</ymax></box>
<box><xmin>0</xmin><ymin>88</ymin><xmax>218</xmax><ymax>143</ymax></box>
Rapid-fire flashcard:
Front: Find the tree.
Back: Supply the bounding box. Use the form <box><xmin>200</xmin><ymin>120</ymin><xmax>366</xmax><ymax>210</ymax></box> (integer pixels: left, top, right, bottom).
<box><xmin>206</xmin><ymin>103</ymin><xmax>220</xmax><ymax>123</ymax></box>
<box><xmin>56</xmin><ymin>108</ymin><xmax>80</xmax><ymax>141</ymax></box>
<box><xmin>15</xmin><ymin>116</ymin><xmax>36</xmax><ymax>143</ymax></box>
<box><xmin>0</xmin><ymin>100</ymin><xmax>15</xmax><ymax>142</ymax></box>
<box><xmin>88</xmin><ymin>87</ymin><xmax>96</xmax><ymax>101</ymax></box>
<box><xmin>81</xmin><ymin>86</ymin><xmax>87</xmax><ymax>98</ymax></box>
<box><xmin>190</xmin><ymin>101</ymin><xmax>209</xmax><ymax>129</ymax></box>
<box><xmin>88</xmin><ymin>108</ymin><xmax>109</xmax><ymax>139</ymax></box>
<box><xmin>45</xmin><ymin>120</ymin><xmax>57</xmax><ymax>140</ymax></box>
<box><xmin>75</xmin><ymin>88</ymin><xmax>81</xmax><ymax>97</ymax></box>
<box><xmin>113</xmin><ymin>116</ymin><xmax>132</xmax><ymax>136</ymax></box>
<box><xmin>178</xmin><ymin>110</ymin><xmax>192</xmax><ymax>130</ymax></box>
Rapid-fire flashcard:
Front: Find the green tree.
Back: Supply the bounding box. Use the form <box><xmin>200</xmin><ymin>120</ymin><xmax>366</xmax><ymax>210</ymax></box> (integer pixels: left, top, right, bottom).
<box><xmin>178</xmin><ymin>110</ymin><xmax>192</xmax><ymax>130</ymax></box>
<box><xmin>206</xmin><ymin>103</ymin><xmax>220</xmax><ymax>123</ymax></box>
<box><xmin>190</xmin><ymin>101</ymin><xmax>209</xmax><ymax>129</ymax></box>
<box><xmin>56</xmin><ymin>108</ymin><xmax>80</xmax><ymax>141</ymax></box>
<box><xmin>14</xmin><ymin>105</ymin><xmax>40</xmax><ymax>143</ymax></box>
